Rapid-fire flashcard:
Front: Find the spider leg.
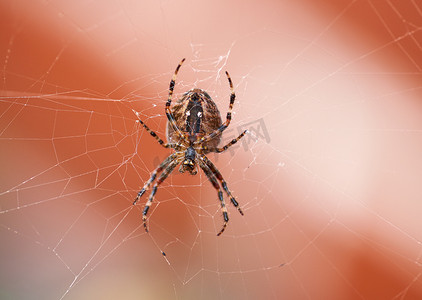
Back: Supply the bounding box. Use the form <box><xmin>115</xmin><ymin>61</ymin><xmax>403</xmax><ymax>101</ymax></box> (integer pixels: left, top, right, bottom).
<box><xmin>199</xmin><ymin>155</ymin><xmax>244</xmax><ymax>216</ymax></box>
<box><xmin>165</xmin><ymin>58</ymin><xmax>187</xmax><ymax>140</ymax></box>
<box><xmin>142</xmin><ymin>157</ymin><xmax>182</xmax><ymax>232</ymax></box>
<box><xmin>202</xmin><ymin>130</ymin><xmax>248</xmax><ymax>153</ymax></box>
<box><xmin>137</xmin><ymin>118</ymin><xmax>180</xmax><ymax>149</ymax></box>
<box><xmin>133</xmin><ymin>153</ymin><xmax>177</xmax><ymax>205</ymax></box>
<box><xmin>215</xmin><ymin>130</ymin><xmax>247</xmax><ymax>153</ymax></box>
<box><xmin>195</xmin><ymin>71</ymin><xmax>237</xmax><ymax>145</ymax></box>
<box><xmin>198</xmin><ymin>158</ymin><xmax>229</xmax><ymax>236</ymax></box>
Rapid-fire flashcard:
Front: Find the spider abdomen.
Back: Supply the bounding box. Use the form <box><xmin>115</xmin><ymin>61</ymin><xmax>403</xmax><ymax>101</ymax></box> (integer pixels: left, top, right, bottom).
<box><xmin>166</xmin><ymin>88</ymin><xmax>222</xmax><ymax>152</ymax></box>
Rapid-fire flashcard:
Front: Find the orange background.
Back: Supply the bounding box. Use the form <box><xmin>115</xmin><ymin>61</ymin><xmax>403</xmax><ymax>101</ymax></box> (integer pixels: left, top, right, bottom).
<box><xmin>1</xmin><ymin>0</ymin><xmax>422</xmax><ymax>299</ymax></box>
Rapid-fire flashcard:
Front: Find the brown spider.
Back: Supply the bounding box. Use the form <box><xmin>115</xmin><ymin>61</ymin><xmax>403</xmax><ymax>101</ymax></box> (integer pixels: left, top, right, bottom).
<box><xmin>133</xmin><ymin>58</ymin><xmax>247</xmax><ymax>236</ymax></box>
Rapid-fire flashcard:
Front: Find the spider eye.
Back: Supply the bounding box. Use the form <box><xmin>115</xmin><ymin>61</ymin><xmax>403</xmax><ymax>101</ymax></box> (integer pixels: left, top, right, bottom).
<box><xmin>184</xmin><ymin>160</ymin><xmax>194</xmax><ymax>166</ymax></box>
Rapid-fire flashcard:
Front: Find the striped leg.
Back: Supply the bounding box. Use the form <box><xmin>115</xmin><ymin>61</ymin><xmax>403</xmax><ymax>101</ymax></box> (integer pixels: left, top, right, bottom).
<box><xmin>138</xmin><ymin>119</ymin><xmax>178</xmax><ymax>148</ymax></box>
<box><xmin>198</xmin><ymin>158</ymin><xmax>229</xmax><ymax>236</ymax></box>
<box><xmin>200</xmin><ymin>155</ymin><xmax>243</xmax><ymax>216</ymax></box>
<box><xmin>142</xmin><ymin>158</ymin><xmax>181</xmax><ymax>232</ymax></box>
<box><xmin>165</xmin><ymin>58</ymin><xmax>186</xmax><ymax>139</ymax></box>
<box><xmin>195</xmin><ymin>71</ymin><xmax>236</xmax><ymax>145</ymax></box>
<box><xmin>215</xmin><ymin>130</ymin><xmax>247</xmax><ymax>153</ymax></box>
<box><xmin>206</xmin><ymin>130</ymin><xmax>247</xmax><ymax>153</ymax></box>
<box><xmin>133</xmin><ymin>154</ymin><xmax>177</xmax><ymax>205</ymax></box>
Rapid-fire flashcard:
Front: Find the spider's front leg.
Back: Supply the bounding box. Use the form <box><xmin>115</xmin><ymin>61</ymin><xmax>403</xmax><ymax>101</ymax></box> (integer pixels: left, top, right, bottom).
<box><xmin>141</xmin><ymin>158</ymin><xmax>181</xmax><ymax>232</ymax></box>
<box><xmin>133</xmin><ymin>153</ymin><xmax>176</xmax><ymax>205</ymax></box>
<box><xmin>200</xmin><ymin>155</ymin><xmax>244</xmax><ymax>216</ymax></box>
<box><xmin>198</xmin><ymin>158</ymin><xmax>229</xmax><ymax>236</ymax></box>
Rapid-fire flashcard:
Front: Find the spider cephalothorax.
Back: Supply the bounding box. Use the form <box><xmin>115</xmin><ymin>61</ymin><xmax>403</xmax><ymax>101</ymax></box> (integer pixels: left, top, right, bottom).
<box><xmin>133</xmin><ymin>58</ymin><xmax>247</xmax><ymax>236</ymax></box>
<box><xmin>180</xmin><ymin>146</ymin><xmax>197</xmax><ymax>175</ymax></box>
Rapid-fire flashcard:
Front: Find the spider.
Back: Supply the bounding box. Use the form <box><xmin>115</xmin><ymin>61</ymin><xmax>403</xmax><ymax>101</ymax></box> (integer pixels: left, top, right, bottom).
<box><xmin>133</xmin><ymin>58</ymin><xmax>247</xmax><ymax>236</ymax></box>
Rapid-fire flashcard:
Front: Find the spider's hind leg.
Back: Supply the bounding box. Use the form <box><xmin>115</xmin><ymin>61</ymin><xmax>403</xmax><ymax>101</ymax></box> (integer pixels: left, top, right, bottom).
<box><xmin>165</xmin><ymin>58</ymin><xmax>187</xmax><ymax>140</ymax></box>
<box><xmin>195</xmin><ymin>71</ymin><xmax>237</xmax><ymax>145</ymax></box>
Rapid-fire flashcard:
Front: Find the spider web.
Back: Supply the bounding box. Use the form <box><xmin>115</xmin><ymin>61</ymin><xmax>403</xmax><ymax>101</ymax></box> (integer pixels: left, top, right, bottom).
<box><xmin>2</xmin><ymin>0</ymin><xmax>422</xmax><ymax>299</ymax></box>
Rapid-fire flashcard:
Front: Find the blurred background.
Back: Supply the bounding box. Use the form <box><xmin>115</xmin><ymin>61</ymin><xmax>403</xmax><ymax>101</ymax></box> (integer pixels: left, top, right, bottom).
<box><xmin>1</xmin><ymin>0</ymin><xmax>422</xmax><ymax>299</ymax></box>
